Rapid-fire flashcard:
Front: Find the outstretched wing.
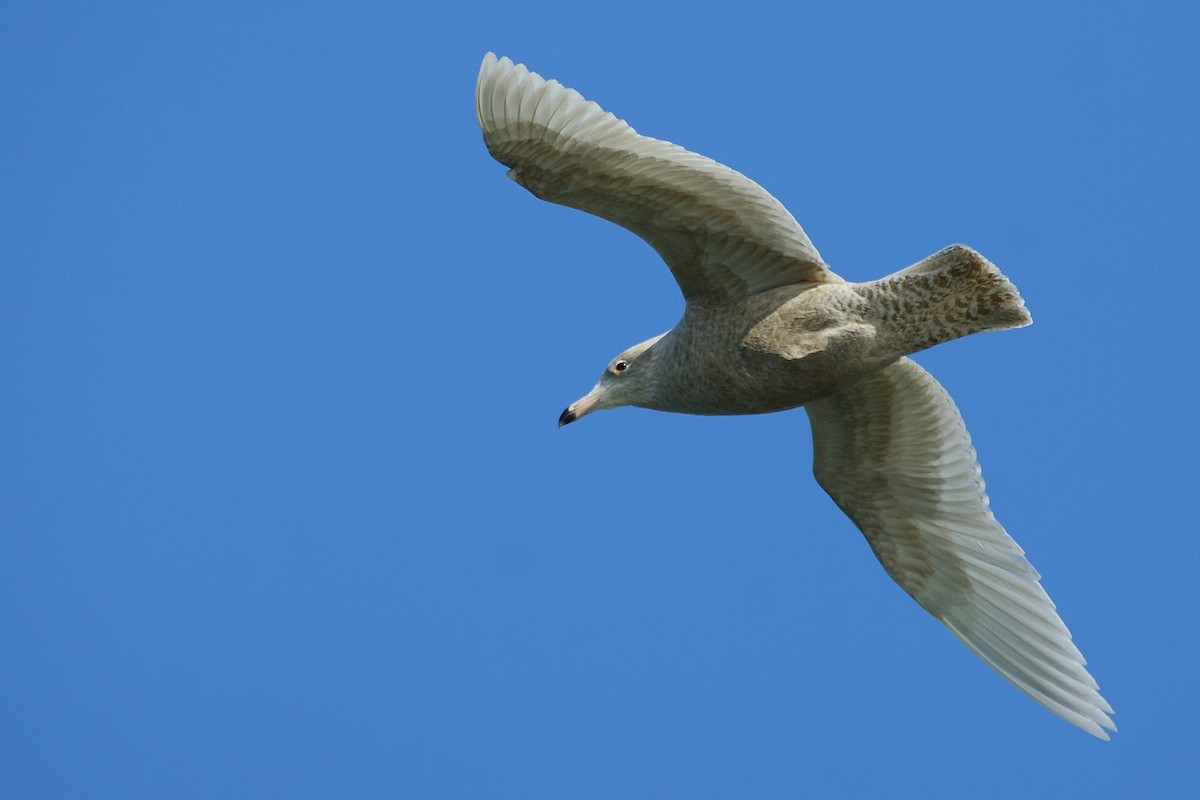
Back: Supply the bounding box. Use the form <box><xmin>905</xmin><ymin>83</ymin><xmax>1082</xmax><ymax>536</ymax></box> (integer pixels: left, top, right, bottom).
<box><xmin>805</xmin><ymin>358</ymin><xmax>1115</xmax><ymax>739</ymax></box>
<box><xmin>476</xmin><ymin>53</ymin><xmax>836</xmax><ymax>306</ymax></box>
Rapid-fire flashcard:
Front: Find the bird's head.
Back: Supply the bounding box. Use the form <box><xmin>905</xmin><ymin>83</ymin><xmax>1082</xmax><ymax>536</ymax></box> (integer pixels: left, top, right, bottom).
<box><xmin>558</xmin><ymin>333</ymin><xmax>667</xmax><ymax>427</ymax></box>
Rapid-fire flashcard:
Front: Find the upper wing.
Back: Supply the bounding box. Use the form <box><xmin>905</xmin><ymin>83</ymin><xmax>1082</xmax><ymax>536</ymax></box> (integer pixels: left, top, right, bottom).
<box><xmin>475</xmin><ymin>53</ymin><xmax>836</xmax><ymax>306</ymax></box>
<box><xmin>805</xmin><ymin>358</ymin><xmax>1115</xmax><ymax>739</ymax></box>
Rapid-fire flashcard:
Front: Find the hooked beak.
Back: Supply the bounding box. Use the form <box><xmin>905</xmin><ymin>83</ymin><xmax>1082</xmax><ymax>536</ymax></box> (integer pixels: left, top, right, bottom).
<box><xmin>558</xmin><ymin>389</ymin><xmax>602</xmax><ymax>428</ymax></box>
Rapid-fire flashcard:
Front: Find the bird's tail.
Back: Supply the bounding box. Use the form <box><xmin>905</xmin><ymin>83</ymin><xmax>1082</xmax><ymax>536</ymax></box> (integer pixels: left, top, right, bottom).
<box><xmin>862</xmin><ymin>245</ymin><xmax>1032</xmax><ymax>355</ymax></box>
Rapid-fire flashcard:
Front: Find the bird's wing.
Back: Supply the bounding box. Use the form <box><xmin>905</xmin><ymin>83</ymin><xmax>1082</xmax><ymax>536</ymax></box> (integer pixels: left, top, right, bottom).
<box><xmin>476</xmin><ymin>53</ymin><xmax>836</xmax><ymax>306</ymax></box>
<box><xmin>805</xmin><ymin>358</ymin><xmax>1115</xmax><ymax>739</ymax></box>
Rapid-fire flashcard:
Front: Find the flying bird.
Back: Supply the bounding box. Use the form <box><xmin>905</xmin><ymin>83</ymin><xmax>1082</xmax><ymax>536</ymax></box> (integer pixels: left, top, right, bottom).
<box><xmin>475</xmin><ymin>52</ymin><xmax>1114</xmax><ymax>739</ymax></box>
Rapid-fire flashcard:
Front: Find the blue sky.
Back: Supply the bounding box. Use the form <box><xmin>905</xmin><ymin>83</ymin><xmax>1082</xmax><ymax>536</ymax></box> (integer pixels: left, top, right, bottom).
<box><xmin>3</xmin><ymin>1</ymin><xmax>1198</xmax><ymax>797</ymax></box>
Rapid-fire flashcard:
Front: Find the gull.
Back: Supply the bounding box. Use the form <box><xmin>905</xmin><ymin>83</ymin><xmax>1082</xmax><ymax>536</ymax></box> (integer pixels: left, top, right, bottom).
<box><xmin>475</xmin><ymin>52</ymin><xmax>1115</xmax><ymax>739</ymax></box>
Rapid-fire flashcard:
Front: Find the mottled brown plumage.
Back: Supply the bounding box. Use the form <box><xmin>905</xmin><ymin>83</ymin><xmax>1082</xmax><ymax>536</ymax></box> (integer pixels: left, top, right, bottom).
<box><xmin>477</xmin><ymin>53</ymin><xmax>1114</xmax><ymax>738</ymax></box>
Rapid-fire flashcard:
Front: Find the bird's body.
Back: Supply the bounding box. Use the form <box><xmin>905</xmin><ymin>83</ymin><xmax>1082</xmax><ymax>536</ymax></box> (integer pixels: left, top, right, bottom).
<box><xmin>476</xmin><ymin>53</ymin><xmax>1115</xmax><ymax>739</ymax></box>
<box><xmin>603</xmin><ymin>246</ymin><xmax>1032</xmax><ymax>417</ymax></box>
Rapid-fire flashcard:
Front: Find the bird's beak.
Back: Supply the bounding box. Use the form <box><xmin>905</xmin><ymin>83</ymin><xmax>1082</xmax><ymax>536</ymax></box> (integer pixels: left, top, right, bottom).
<box><xmin>559</xmin><ymin>388</ymin><xmax>602</xmax><ymax>427</ymax></box>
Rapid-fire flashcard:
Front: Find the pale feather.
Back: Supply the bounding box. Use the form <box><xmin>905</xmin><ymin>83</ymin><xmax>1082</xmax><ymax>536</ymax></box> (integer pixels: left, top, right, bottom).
<box><xmin>806</xmin><ymin>358</ymin><xmax>1116</xmax><ymax>739</ymax></box>
<box><xmin>475</xmin><ymin>53</ymin><xmax>834</xmax><ymax>305</ymax></box>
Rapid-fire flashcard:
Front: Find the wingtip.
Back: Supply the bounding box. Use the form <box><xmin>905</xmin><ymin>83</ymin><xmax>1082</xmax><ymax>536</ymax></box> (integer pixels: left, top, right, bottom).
<box><xmin>477</xmin><ymin>53</ymin><xmax>530</xmax><ymax>132</ymax></box>
<box><xmin>478</xmin><ymin>52</ymin><xmax>512</xmax><ymax>81</ymax></box>
<box><xmin>1083</xmin><ymin>713</ymin><xmax>1117</xmax><ymax>741</ymax></box>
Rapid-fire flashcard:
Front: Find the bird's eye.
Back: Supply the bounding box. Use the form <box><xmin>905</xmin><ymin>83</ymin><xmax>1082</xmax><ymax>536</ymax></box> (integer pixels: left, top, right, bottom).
<box><xmin>613</xmin><ymin>360</ymin><xmax>629</xmax><ymax>373</ymax></box>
